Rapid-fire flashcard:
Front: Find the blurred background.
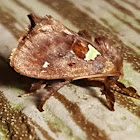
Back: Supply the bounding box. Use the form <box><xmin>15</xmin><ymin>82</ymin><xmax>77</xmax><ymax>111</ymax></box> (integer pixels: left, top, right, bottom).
<box><xmin>0</xmin><ymin>0</ymin><xmax>140</xmax><ymax>140</ymax></box>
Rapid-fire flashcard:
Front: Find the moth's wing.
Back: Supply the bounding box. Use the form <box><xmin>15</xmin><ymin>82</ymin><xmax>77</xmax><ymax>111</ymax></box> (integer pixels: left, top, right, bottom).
<box><xmin>10</xmin><ymin>15</ymin><xmax>122</xmax><ymax>80</ymax></box>
<box><xmin>10</xmin><ymin>15</ymin><xmax>94</xmax><ymax>79</ymax></box>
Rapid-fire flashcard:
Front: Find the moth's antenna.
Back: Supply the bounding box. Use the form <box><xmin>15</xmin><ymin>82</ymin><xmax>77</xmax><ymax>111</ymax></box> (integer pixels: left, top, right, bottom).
<box><xmin>27</xmin><ymin>14</ymin><xmax>36</xmax><ymax>29</ymax></box>
<box><xmin>27</xmin><ymin>14</ymin><xmax>38</xmax><ymax>30</ymax></box>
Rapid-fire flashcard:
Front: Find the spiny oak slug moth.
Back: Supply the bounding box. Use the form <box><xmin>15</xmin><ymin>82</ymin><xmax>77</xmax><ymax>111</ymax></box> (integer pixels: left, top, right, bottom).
<box><xmin>10</xmin><ymin>14</ymin><xmax>140</xmax><ymax>111</ymax></box>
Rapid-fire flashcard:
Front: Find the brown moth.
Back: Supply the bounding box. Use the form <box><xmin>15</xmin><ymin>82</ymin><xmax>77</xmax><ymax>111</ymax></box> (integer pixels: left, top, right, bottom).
<box><xmin>10</xmin><ymin>14</ymin><xmax>140</xmax><ymax>111</ymax></box>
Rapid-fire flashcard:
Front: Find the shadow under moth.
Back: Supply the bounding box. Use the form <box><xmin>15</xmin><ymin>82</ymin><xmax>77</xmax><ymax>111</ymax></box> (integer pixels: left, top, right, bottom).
<box><xmin>10</xmin><ymin>14</ymin><xmax>140</xmax><ymax>111</ymax></box>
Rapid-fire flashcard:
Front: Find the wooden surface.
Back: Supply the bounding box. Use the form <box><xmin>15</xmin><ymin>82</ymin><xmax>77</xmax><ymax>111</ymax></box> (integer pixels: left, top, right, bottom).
<box><xmin>0</xmin><ymin>0</ymin><xmax>140</xmax><ymax>140</ymax></box>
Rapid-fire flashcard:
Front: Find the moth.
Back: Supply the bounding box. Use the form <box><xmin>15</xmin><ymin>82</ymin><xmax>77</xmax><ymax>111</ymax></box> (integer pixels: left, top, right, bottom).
<box><xmin>10</xmin><ymin>14</ymin><xmax>140</xmax><ymax>111</ymax></box>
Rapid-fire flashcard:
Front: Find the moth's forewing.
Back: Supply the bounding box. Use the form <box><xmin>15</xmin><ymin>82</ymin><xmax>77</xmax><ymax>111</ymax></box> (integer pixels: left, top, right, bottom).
<box><xmin>10</xmin><ymin>15</ymin><xmax>123</xmax><ymax>80</ymax></box>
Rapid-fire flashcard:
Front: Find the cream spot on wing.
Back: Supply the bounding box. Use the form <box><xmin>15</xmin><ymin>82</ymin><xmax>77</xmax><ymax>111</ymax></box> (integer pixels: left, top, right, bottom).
<box><xmin>70</xmin><ymin>50</ymin><xmax>75</xmax><ymax>54</ymax></box>
<box><xmin>42</xmin><ymin>61</ymin><xmax>50</xmax><ymax>68</ymax></box>
<box><xmin>41</xmin><ymin>70</ymin><xmax>46</xmax><ymax>73</ymax></box>
<box><xmin>106</xmin><ymin>44</ymin><xmax>109</xmax><ymax>49</ymax></box>
<box><xmin>84</xmin><ymin>44</ymin><xmax>100</xmax><ymax>61</ymax></box>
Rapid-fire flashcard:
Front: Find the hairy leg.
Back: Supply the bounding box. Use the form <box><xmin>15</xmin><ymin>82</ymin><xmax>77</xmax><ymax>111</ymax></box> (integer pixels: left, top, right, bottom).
<box><xmin>38</xmin><ymin>79</ymin><xmax>71</xmax><ymax>112</ymax></box>
<box><xmin>101</xmin><ymin>84</ymin><xmax>115</xmax><ymax>111</ymax></box>
<box><xmin>112</xmin><ymin>81</ymin><xmax>140</xmax><ymax>99</ymax></box>
<box><xmin>88</xmin><ymin>77</ymin><xmax>116</xmax><ymax>111</ymax></box>
<box><xmin>18</xmin><ymin>80</ymin><xmax>47</xmax><ymax>97</ymax></box>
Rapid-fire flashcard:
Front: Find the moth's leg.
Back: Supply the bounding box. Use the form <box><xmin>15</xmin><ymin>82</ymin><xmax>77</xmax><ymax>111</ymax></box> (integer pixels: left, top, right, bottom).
<box><xmin>38</xmin><ymin>79</ymin><xmax>71</xmax><ymax>112</ymax></box>
<box><xmin>113</xmin><ymin>81</ymin><xmax>140</xmax><ymax>99</ymax></box>
<box><xmin>101</xmin><ymin>84</ymin><xmax>115</xmax><ymax>111</ymax></box>
<box><xmin>100</xmin><ymin>77</ymin><xmax>118</xmax><ymax>111</ymax></box>
<box><xmin>88</xmin><ymin>77</ymin><xmax>115</xmax><ymax>111</ymax></box>
<box><xmin>19</xmin><ymin>80</ymin><xmax>47</xmax><ymax>97</ymax></box>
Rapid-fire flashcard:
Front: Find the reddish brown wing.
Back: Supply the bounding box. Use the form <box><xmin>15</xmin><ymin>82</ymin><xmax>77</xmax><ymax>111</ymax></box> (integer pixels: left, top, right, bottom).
<box><xmin>10</xmin><ymin>14</ymin><xmax>122</xmax><ymax>80</ymax></box>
